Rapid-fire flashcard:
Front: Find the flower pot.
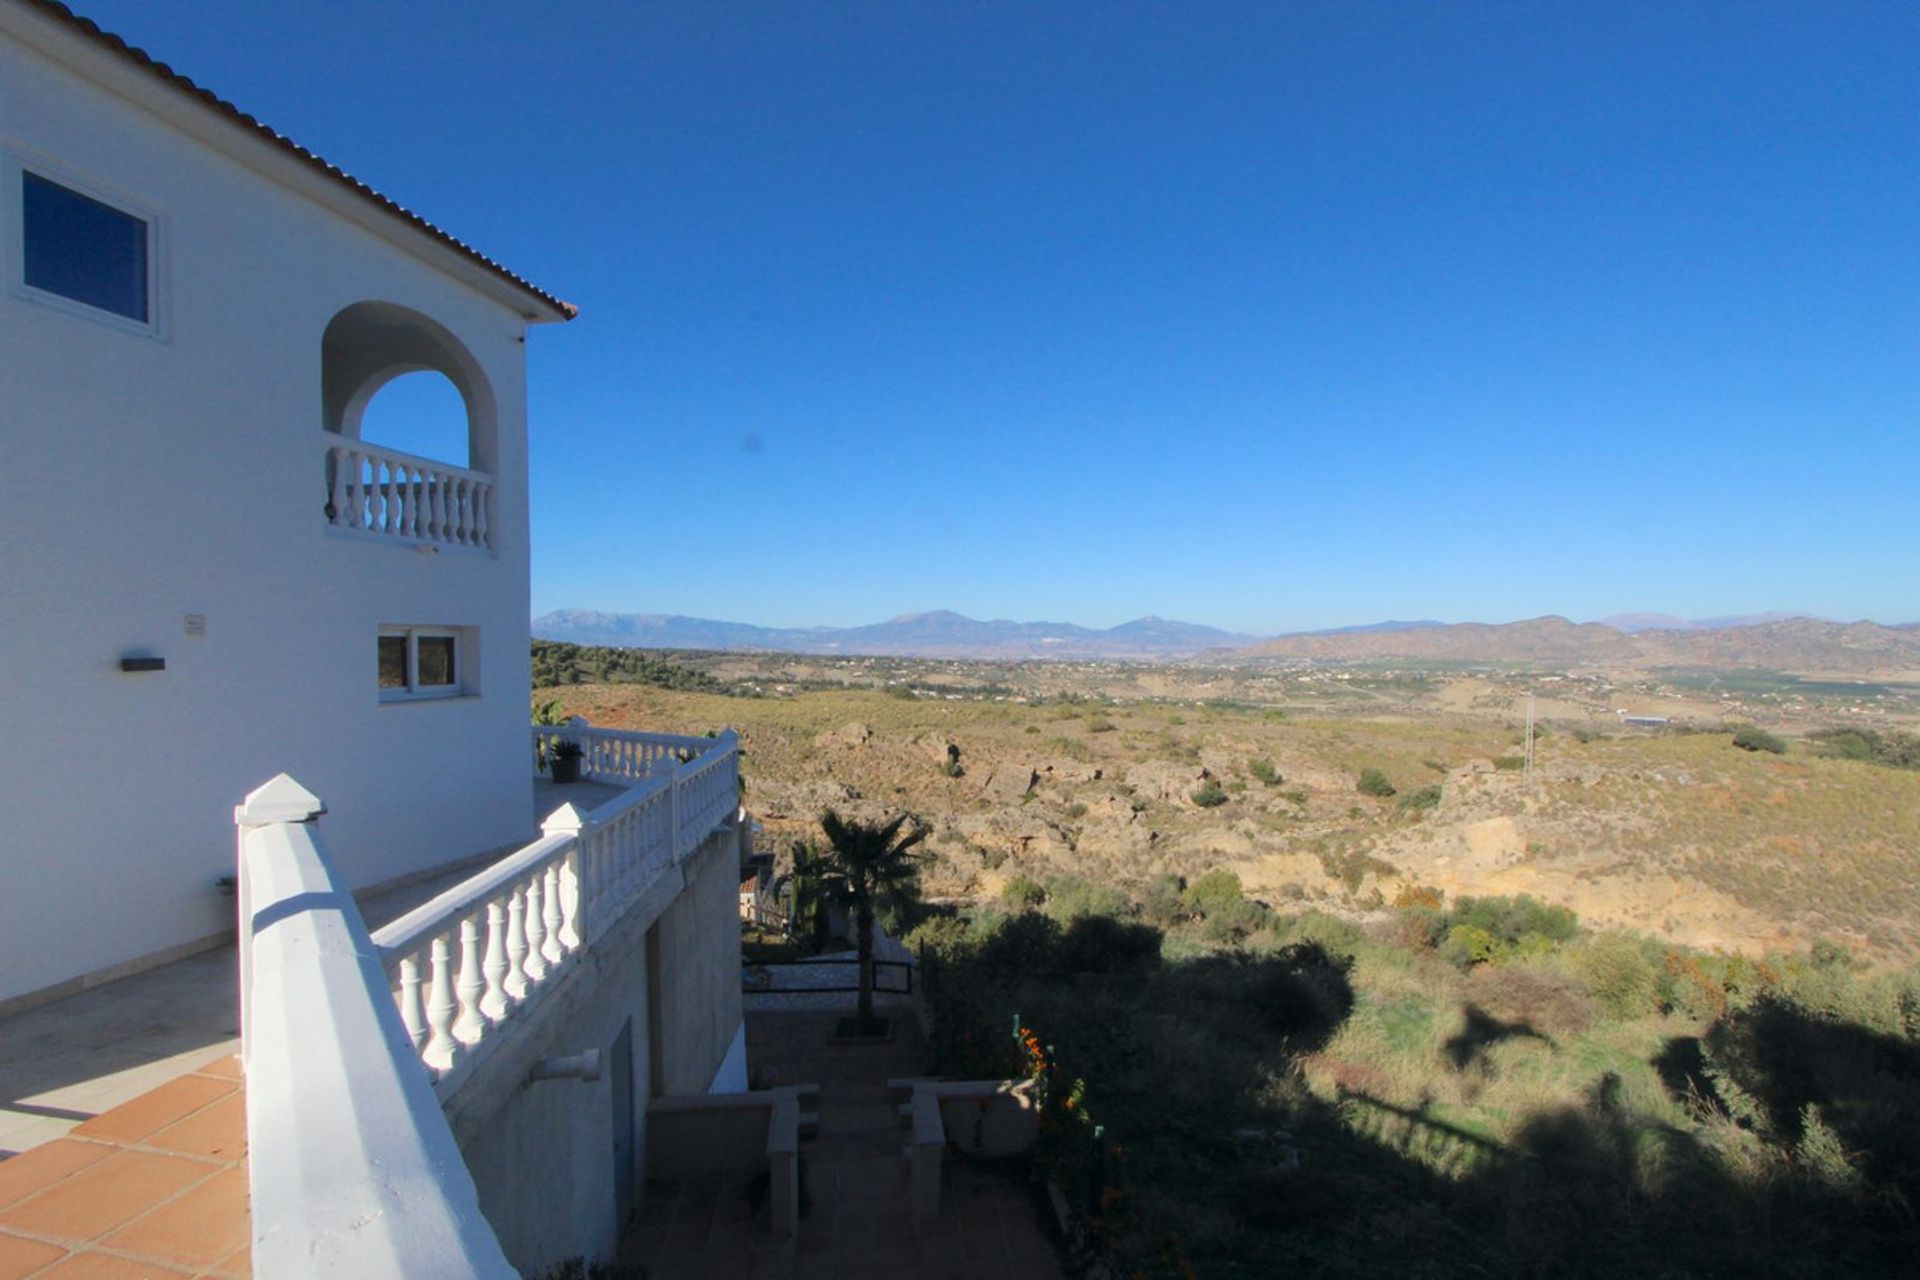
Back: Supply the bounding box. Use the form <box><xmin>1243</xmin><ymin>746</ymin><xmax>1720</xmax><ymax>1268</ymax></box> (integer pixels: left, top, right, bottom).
<box><xmin>550</xmin><ymin>755</ymin><xmax>581</xmax><ymax>784</ymax></box>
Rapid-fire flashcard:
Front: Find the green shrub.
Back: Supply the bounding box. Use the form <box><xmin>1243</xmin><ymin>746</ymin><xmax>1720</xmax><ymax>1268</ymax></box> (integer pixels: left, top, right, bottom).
<box><xmin>1247</xmin><ymin>757</ymin><xmax>1279</xmax><ymax>785</ymax></box>
<box><xmin>1807</xmin><ymin>726</ymin><xmax>1920</xmax><ymax>770</ymax></box>
<box><xmin>1398</xmin><ymin>784</ymin><xmax>1442</xmax><ymax>813</ymax></box>
<box><xmin>1357</xmin><ymin>768</ymin><xmax>1396</xmax><ymax>798</ymax></box>
<box><xmin>1139</xmin><ymin>873</ymin><xmax>1186</xmax><ymax>926</ymax></box>
<box><xmin>1063</xmin><ymin>801</ymin><xmax>1089</xmax><ymax>820</ymax></box>
<box><xmin>1732</xmin><ymin>726</ymin><xmax>1788</xmax><ymax>755</ymax></box>
<box><xmin>1436</xmin><ymin>895</ymin><xmax>1579</xmax><ymax>966</ymax></box>
<box><xmin>1087</xmin><ymin>717</ymin><xmax>1117</xmax><ymax>733</ymax></box>
<box><xmin>1440</xmin><ymin>923</ymin><xmax>1501</xmax><ymax>967</ymax></box>
<box><xmin>1191</xmin><ymin>780</ymin><xmax>1230</xmax><ymax>807</ymax></box>
<box><xmin>1574</xmin><ymin>934</ymin><xmax>1661</xmax><ymax>1018</ymax></box>
<box><xmin>1492</xmin><ymin>755</ymin><xmax>1525</xmax><ymax>771</ymax></box>
<box><xmin>1044</xmin><ymin>874</ymin><xmax>1130</xmax><ymax>924</ymax></box>
<box><xmin>1001</xmin><ymin>875</ymin><xmax>1046</xmax><ymax>911</ymax></box>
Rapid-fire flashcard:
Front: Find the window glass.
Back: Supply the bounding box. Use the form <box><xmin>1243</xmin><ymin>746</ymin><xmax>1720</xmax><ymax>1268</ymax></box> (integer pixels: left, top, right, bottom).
<box><xmin>416</xmin><ymin>635</ymin><xmax>457</xmax><ymax>687</ymax></box>
<box><xmin>378</xmin><ymin>635</ymin><xmax>408</xmax><ymax>688</ymax></box>
<box><xmin>22</xmin><ymin>172</ymin><xmax>149</xmax><ymax>322</ymax></box>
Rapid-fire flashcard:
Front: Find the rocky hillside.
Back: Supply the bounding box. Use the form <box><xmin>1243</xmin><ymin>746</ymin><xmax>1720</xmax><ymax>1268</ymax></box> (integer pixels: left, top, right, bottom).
<box><xmin>545</xmin><ymin>679</ymin><xmax>1920</xmax><ymax>962</ymax></box>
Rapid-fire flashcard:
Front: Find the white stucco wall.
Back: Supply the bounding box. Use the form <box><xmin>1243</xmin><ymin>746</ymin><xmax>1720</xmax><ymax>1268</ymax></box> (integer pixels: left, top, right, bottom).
<box><xmin>452</xmin><ymin>823</ymin><xmax>746</xmax><ymax>1274</ymax></box>
<box><xmin>0</xmin><ymin>23</ymin><xmax>548</xmax><ymax>1003</ymax></box>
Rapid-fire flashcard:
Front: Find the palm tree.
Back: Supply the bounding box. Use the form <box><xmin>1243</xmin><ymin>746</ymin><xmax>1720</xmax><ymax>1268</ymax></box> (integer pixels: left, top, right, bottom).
<box><xmin>819</xmin><ymin>809</ymin><xmax>928</xmax><ymax>1031</ymax></box>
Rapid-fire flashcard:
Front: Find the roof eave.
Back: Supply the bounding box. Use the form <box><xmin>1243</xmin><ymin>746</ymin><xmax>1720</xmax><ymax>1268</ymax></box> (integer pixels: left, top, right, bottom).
<box><xmin>5</xmin><ymin>0</ymin><xmax>577</xmax><ymax>324</ymax></box>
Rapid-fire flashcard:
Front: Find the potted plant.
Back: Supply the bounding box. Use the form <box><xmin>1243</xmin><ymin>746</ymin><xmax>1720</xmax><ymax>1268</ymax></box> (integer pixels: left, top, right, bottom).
<box><xmin>548</xmin><ymin>737</ymin><xmax>584</xmax><ymax>784</ymax></box>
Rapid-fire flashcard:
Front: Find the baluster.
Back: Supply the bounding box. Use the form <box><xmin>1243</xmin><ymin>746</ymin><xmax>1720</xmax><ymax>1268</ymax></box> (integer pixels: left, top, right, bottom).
<box><xmin>523</xmin><ymin>873</ymin><xmax>549</xmax><ymax>982</ymax></box>
<box><xmin>457</xmin><ymin>478</ymin><xmax>473</xmax><ymax>545</ymax></box>
<box><xmin>473</xmin><ymin>482</ymin><xmax>489</xmax><ymax>548</ymax></box>
<box><xmin>389</xmin><ymin>461</ymin><xmax>407</xmax><ymax>537</ymax></box>
<box><xmin>354</xmin><ymin>452</ymin><xmax>371</xmax><ymax>529</ymax></box>
<box><xmin>542</xmin><ymin>863</ymin><xmax>565</xmax><ymax>965</ymax></box>
<box><xmin>407</xmin><ymin>464</ymin><xmax>423</xmax><ymax>538</ymax></box>
<box><xmin>453</xmin><ymin>912</ymin><xmax>486</xmax><ymax>1044</ymax></box>
<box><xmin>429</xmin><ymin>469</ymin><xmax>446</xmax><ymax>542</ymax></box>
<box><xmin>343</xmin><ymin>452</ymin><xmax>361</xmax><ymax>528</ymax></box>
<box><xmin>422</xmin><ymin>933</ymin><xmax>460</xmax><ymax>1071</ymax></box>
<box><xmin>326</xmin><ymin>447</ymin><xmax>345</xmax><ymax>527</ymax></box>
<box><xmin>396</xmin><ymin>954</ymin><xmax>427</xmax><ymax>1054</ymax></box>
<box><xmin>380</xmin><ymin>458</ymin><xmax>399</xmax><ymax>533</ymax></box>
<box><xmin>367</xmin><ymin>458</ymin><xmax>384</xmax><ymax>532</ymax></box>
<box><xmin>504</xmin><ymin>886</ymin><xmax>529</xmax><ymax>1000</ymax></box>
<box><xmin>480</xmin><ymin>898</ymin><xmax>509</xmax><ymax>1022</ymax></box>
<box><xmin>559</xmin><ymin>848</ymin><xmax>582</xmax><ymax>950</ymax></box>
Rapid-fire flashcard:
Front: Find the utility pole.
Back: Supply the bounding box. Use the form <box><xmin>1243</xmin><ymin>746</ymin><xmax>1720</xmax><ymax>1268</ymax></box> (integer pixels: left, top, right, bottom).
<box><xmin>1525</xmin><ymin>692</ymin><xmax>1536</xmax><ymax>786</ymax></box>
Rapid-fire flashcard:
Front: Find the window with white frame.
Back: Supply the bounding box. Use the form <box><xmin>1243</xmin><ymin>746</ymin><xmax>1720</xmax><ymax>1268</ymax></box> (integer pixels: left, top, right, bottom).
<box><xmin>379</xmin><ymin>627</ymin><xmax>468</xmax><ymax>700</ymax></box>
<box><xmin>15</xmin><ymin>166</ymin><xmax>155</xmax><ymax>327</ymax></box>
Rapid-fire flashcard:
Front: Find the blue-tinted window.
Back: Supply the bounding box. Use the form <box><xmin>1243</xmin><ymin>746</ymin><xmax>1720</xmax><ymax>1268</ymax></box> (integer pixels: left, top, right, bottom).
<box><xmin>22</xmin><ymin>172</ymin><xmax>149</xmax><ymax>322</ymax></box>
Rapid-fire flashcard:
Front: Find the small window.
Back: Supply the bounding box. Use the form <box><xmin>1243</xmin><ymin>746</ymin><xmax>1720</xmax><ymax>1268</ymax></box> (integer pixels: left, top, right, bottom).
<box><xmin>379</xmin><ymin>628</ymin><xmax>467</xmax><ymax>700</ymax></box>
<box><xmin>21</xmin><ymin>171</ymin><xmax>150</xmax><ymax>322</ymax></box>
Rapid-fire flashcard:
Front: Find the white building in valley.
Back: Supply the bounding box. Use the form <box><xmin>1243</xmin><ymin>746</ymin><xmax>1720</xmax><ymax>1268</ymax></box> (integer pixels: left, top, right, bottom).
<box><xmin>2</xmin><ymin>3</ymin><xmax>759</xmax><ymax>1273</ymax></box>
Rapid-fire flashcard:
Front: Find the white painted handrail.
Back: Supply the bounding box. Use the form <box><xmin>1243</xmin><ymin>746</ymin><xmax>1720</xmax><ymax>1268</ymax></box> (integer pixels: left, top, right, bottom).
<box><xmin>324</xmin><ymin>436</ymin><xmax>494</xmax><ymax>548</ymax></box>
<box><xmin>235</xmin><ymin>776</ymin><xmax>516</xmax><ymax>1279</ymax></box>
<box><xmin>533</xmin><ymin>723</ymin><xmax>726</xmax><ymax>786</ymax></box>
<box><xmin>371</xmin><ymin>726</ymin><xmax>740</xmax><ymax>1086</ymax></box>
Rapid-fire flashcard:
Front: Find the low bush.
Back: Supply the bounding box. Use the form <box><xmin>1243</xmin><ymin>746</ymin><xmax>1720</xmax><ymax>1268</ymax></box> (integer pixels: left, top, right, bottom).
<box><xmin>1398</xmin><ymin>784</ymin><xmax>1442</xmax><ymax>813</ymax></box>
<box><xmin>1247</xmin><ymin>757</ymin><xmax>1279</xmax><ymax>784</ymax></box>
<box><xmin>1000</xmin><ymin>875</ymin><xmax>1045</xmax><ymax>911</ymax></box>
<box><xmin>1573</xmin><ymin>934</ymin><xmax>1661</xmax><ymax>1018</ymax></box>
<box><xmin>1732</xmin><ymin>726</ymin><xmax>1788</xmax><ymax>755</ymax></box>
<box><xmin>1357</xmin><ymin>768</ymin><xmax>1397</xmax><ymax>797</ymax></box>
<box><xmin>1191</xmin><ymin>780</ymin><xmax>1230</xmax><ymax>807</ymax></box>
<box><xmin>1044</xmin><ymin>874</ymin><xmax>1131</xmax><ymax>924</ymax></box>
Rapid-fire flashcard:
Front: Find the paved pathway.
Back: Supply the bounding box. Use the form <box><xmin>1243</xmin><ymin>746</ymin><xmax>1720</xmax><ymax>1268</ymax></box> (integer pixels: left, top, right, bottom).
<box><xmin>628</xmin><ymin>1008</ymin><xmax>1063</xmax><ymax>1280</ymax></box>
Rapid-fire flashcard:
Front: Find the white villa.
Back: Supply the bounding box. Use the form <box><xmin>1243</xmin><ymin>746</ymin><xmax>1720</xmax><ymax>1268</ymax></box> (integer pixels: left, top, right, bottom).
<box><xmin>1</xmin><ymin>2</ymin><xmax>759</xmax><ymax>1273</ymax></box>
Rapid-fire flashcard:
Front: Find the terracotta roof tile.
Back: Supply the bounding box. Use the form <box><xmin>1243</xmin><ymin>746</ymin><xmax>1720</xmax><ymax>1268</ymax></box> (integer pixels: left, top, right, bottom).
<box><xmin>22</xmin><ymin>0</ymin><xmax>577</xmax><ymax>321</ymax></box>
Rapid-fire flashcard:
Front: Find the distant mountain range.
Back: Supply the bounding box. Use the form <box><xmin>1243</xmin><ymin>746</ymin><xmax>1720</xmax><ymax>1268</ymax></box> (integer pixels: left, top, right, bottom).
<box><xmin>533</xmin><ymin>608</ymin><xmax>1920</xmax><ymax>672</ymax></box>
<box><xmin>532</xmin><ymin>609</ymin><xmax>1259</xmax><ymax>660</ymax></box>
<box><xmin>1238</xmin><ymin>615</ymin><xmax>1920</xmax><ymax>673</ymax></box>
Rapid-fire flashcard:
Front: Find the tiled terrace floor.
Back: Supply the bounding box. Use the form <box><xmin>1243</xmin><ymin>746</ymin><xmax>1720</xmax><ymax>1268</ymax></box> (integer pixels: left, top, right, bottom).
<box><xmin>0</xmin><ymin>1052</ymin><xmax>249</xmax><ymax>1278</ymax></box>
<box><xmin>0</xmin><ymin>778</ymin><xmax>618</xmax><ymax>1160</ymax></box>
<box><xmin>628</xmin><ymin>1009</ymin><xmax>1063</xmax><ymax>1280</ymax></box>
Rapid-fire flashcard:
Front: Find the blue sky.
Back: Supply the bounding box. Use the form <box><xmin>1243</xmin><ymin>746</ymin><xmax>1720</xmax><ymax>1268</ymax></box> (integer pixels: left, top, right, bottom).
<box><xmin>80</xmin><ymin>2</ymin><xmax>1920</xmax><ymax>633</ymax></box>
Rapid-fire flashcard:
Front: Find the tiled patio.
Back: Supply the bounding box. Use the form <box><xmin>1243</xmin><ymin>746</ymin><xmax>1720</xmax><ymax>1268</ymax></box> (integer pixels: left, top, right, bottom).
<box><xmin>0</xmin><ymin>1053</ymin><xmax>249</xmax><ymax>1278</ymax></box>
<box><xmin>0</xmin><ymin>778</ymin><xmax>618</xmax><ymax>1161</ymax></box>
<box><xmin>627</xmin><ymin>1009</ymin><xmax>1064</xmax><ymax>1280</ymax></box>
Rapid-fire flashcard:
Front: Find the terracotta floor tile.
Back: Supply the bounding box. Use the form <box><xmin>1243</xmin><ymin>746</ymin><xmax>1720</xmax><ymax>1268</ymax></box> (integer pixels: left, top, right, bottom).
<box><xmin>102</xmin><ymin>1166</ymin><xmax>247</xmax><ymax>1266</ymax></box>
<box><xmin>0</xmin><ymin>1141</ymin><xmax>113</xmax><ymax>1212</ymax></box>
<box><xmin>70</xmin><ymin>1079</ymin><xmax>232</xmax><ymax>1148</ymax></box>
<box><xmin>0</xmin><ymin>1233</ymin><xmax>66</xmax><ymax>1280</ymax></box>
<box><xmin>210</xmin><ymin>1243</ymin><xmax>250</xmax><ymax>1277</ymax></box>
<box><xmin>30</xmin><ymin>1253</ymin><xmax>193</xmax><ymax>1278</ymax></box>
<box><xmin>140</xmin><ymin>1096</ymin><xmax>244</xmax><ymax>1164</ymax></box>
<box><xmin>0</xmin><ymin>1150</ymin><xmax>211</xmax><ymax>1242</ymax></box>
<box><xmin>186</xmin><ymin>1057</ymin><xmax>241</xmax><ymax>1083</ymax></box>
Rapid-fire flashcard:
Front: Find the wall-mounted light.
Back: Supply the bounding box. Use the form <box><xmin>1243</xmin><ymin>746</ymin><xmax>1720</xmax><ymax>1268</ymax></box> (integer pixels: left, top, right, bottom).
<box><xmin>119</xmin><ymin>655</ymin><xmax>165</xmax><ymax>672</ymax></box>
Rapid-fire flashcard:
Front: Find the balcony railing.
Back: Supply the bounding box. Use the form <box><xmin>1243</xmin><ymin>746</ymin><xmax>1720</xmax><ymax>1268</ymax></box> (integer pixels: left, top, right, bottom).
<box><xmin>237</xmin><ymin>727</ymin><xmax>740</xmax><ymax>1274</ymax></box>
<box><xmin>369</xmin><ymin>727</ymin><xmax>739</xmax><ymax>1094</ymax></box>
<box><xmin>324</xmin><ymin>436</ymin><xmax>495</xmax><ymax>549</ymax></box>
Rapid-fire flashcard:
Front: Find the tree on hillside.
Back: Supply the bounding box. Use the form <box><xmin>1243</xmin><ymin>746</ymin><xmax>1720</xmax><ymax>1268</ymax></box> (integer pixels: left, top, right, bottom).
<box><xmin>819</xmin><ymin>809</ymin><xmax>929</xmax><ymax>1031</ymax></box>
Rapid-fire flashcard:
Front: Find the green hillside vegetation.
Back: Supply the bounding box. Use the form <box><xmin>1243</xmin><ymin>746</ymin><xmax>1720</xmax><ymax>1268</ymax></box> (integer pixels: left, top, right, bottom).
<box><xmin>911</xmin><ymin>886</ymin><xmax>1920</xmax><ymax>1278</ymax></box>
<box><xmin>530</xmin><ymin>639</ymin><xmax>733</xmax><ymax>692</ymax></box>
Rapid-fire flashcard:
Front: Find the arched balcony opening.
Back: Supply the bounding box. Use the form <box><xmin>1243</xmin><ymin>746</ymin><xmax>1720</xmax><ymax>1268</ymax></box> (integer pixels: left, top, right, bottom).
<box><xmin>320</xmin><ymin>302</ymin><xmax>499</xmax><ymax>548</ymax></box>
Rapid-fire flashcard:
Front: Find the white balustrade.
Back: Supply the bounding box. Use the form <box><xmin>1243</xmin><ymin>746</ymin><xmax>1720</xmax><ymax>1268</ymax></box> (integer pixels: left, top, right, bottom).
<box><xmin>324</xmin><ymin>437</ymin><xmax>495</xmax><ymax>549</ymax></box>
<box><xmin>372</xmin><ymin>726</ymin><xmax>739</xmax><ymax>1085</ymax></box>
